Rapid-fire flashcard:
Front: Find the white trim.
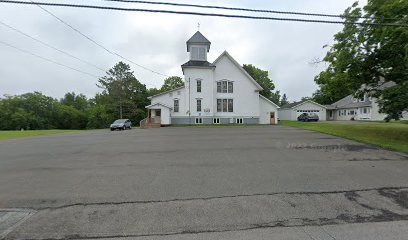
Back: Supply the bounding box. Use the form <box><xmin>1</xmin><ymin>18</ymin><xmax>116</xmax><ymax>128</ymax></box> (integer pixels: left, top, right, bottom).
<box><xmin>147</xmin><ymin>86</ymin><xmax>185</xmax><ymax>100</ymax></box>
<box><xmin>146</xmin><ymin>102</ymin><xmax>173</xmax><ymax>109</ymax></box>
<box><xmin>259</xmin><ymin>94</ymin><xmax>280</xmax><ymax>108</ymax></box>
<box><xmin>291</xmin><ymin>100</ymin><xmax>328</xmax><ymax>110</ymax></box>
<box><xmin>212</xmin><ymin>51</ymin><xmax>263</xmax><ymax>91</ymax></box>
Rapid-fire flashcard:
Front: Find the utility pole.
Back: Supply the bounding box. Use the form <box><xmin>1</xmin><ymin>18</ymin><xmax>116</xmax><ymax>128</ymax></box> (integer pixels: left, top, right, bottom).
<box><xmin>117</xmin><ymin>77</ymin><xmax>123</xmax><ymax>119</ymax></box>
<box><xmin>188</xmin><ymin>77</ymin><xmax>191</xmax><ymax>124</ymax></box>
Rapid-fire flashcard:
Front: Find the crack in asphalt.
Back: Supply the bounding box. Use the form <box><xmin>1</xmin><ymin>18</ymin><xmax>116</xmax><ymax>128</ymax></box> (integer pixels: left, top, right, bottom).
<box><xmin>19</xmin><ymin>214</ymin><xmax>408</xmax><ymax>240</ymax></box>
<box><xmin>30</xmin><ymin>186</ymin><xmax>408</xmax><ymax>211</ymax></box>
<box><xmin>6</xmin><ymin>187</ymin><xmax>408</xmax><ymax>240</ymax></box>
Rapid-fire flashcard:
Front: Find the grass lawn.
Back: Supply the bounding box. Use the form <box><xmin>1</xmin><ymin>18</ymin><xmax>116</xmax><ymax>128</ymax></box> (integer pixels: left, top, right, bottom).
<box><xmin>0</xmin><ymin>130</ymin><xmax>81</xmax><ymax>140</ymax></box>
<box><xmin>280</xmin><ymin>121</ymin><xmax>408</xmax><ymax>154</ymax></box>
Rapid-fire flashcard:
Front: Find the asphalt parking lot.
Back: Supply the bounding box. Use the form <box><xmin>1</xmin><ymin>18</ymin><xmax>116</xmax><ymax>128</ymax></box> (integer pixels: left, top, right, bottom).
<box><xmin>0</xmin><ymin>126</ymin><xmax>407</xmax><ymax>239</ymax></box>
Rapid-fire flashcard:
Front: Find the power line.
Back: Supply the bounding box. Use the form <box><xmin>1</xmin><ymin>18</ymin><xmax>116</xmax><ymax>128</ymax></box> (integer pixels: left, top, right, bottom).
<box><xmin>0</xmin><ymin>40</ymin><xmax>99</xmax><ymax>78</ymax></box>
<box><xmin>0</xmin><ymin>1</ymin><xmax>407</xmax><ymax>27</ymax></box>
<box><xmin>24</xmin><ymin>0</ymin><xmax>169</xmax><ymax>78</ymax></box>
<box><xmin>0</xmin><ymin>20</ymin><xmax>106</xmax><ymax>73</ymax></box>
<box><xmin>103</xmin><ymin>0</ymin><xmax>401</xmax><ymax>21</ymax></box>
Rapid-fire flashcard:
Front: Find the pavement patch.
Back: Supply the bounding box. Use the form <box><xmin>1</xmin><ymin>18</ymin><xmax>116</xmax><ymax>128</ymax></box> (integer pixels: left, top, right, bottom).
<box><xmin>0</xmin><ymin>209</ymin><xmax>35</xmax><ymax>239</ymax></box>
<box><xmin>6</xmin><ymin>188</ymin><xmax>408</xmax><ymax>239</ymax></box>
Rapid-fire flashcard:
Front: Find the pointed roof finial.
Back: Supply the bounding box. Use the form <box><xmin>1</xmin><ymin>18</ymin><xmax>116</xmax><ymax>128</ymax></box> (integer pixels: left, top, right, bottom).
<box><xmin>197</xmin><ymin>22</ymin><xmax>200</xmax><ymax>31</ymax></box>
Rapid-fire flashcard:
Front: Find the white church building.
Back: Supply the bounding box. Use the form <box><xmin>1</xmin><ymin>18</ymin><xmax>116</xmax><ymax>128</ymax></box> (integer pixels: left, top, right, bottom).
<box><xmin>144</xmin><ymin>31</ymin><xmax>279</xmax><ymax>126</ymax></box>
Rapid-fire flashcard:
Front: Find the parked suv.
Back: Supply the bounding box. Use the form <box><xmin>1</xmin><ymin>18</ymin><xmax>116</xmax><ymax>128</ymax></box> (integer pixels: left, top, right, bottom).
<box><xmin>297</xmin><ymin>113</ymin><xmax>319</xmax><ymax>122</ymax></box>
<box><xmin>110</xmin><ymin>119</ymin><xmax>132</xmax><ymax>131</ymax></box>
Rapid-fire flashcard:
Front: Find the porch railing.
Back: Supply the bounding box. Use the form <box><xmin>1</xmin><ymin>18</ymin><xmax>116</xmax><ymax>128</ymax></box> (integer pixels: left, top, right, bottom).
<box><xmin>139</xmin><ymin>118</ymin><xmax>148</xmax><ymax>129</ymax></box>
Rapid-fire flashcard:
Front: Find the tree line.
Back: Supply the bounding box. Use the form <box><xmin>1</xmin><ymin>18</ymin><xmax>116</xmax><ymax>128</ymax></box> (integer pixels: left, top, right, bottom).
<box><xmin>0</xmin><ymin>61</ymin><xmax>282</xmax><ymax>130</ymax></box>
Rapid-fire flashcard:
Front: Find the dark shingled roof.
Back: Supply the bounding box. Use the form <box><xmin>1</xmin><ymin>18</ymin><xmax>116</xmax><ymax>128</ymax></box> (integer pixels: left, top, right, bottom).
<box><xmin>186</xmin><ymin>31</ymin><xmax>211</xmax><ymax>52</ymax></box>
<box><xmin>280</xmin><ymin>101</ymin><xmax>303</xmax><ymax>109</ymax></box>
<box><xmin>181</xmin><ymin>60</ymin><xmax>216</xmax><ymax>68</ymax></box>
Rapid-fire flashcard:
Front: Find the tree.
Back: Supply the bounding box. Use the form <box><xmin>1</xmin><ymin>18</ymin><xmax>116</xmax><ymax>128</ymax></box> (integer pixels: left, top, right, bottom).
<box><xmin>161</xmin><ymin>76</ymin><xmax>184</xmax><ymax>92</ymax></box>
<box><xmin>60</xmin><ymin>92</ymin><xmax>89</xmax><ymax>111</ymax></box>
<box><xmin>147</xmin><ymin>88</ymin><xmax>162</xmax><ymax>97</ymax></box>
<box><xmin>87</xmin><ymin>104</ymin><xmax>114</xmax><ymax>129</ymax></box>
<box><xmin>301</xmin><ymin>96</ymin><xmax>312</xmax><ymax>102</ymax></box>
<box><xmin>280</xmin><ymin>94</ymin><xmax>289</xmax><ymax>106</ymax></box>
<box><xmin>242</xmin><ymin>64</ymin><xmax>280</xmax><ymax>104</ymax></box>
<box><xmin>313</xmin><ymin>0</ymin><xmax>408</xmax><ymax>119</ymax></box>
<box><xmin>54</xmin><ymin>104</ymin><xmax>87</xmax><ymax>129</ymax></box>
<box><xmin>97</xmin><ymin>62</ymin><xmax>149</xmax><ymax>124</ymax></box>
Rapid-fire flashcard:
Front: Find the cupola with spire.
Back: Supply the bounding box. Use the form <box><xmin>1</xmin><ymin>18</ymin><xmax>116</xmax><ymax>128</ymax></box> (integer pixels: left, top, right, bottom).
<box><xmin>186</xmin><ymin>31</ymin><xmax>211</xmax><ymax>61</ymax></box>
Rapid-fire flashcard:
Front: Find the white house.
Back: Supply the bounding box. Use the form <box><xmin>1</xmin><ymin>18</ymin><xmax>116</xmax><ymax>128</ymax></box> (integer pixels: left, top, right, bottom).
<box><xmin>279</xmin><ymin>82</ymin><xmax>408</xmax><ymax>121</ymax></box>
<box><xmin>327</xmin><ymin>83</ymin><xmax>408</xmax><ymax>121</ymax></box>
<box><xmin>144</xmin><ymin>31</ymin><xmax>279</xmax><ymax>126</ymax></box>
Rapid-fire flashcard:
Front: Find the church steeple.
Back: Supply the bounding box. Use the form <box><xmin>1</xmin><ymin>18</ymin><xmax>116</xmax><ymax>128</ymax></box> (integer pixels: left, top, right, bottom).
<box><xmin>186</xmin><ymin>31</ymin><xmax>211</xmax><ymax>61</ymax></box>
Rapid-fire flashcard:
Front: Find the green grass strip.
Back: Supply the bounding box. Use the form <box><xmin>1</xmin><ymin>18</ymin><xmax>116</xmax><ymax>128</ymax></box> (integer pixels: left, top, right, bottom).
<box><xmin>280</xmin><ymin>121</ymin><xmax>408</xmax><ymax>154</ymax></box>
<box><xmin>0</xmin><ymin>130</ymin><xmax>81</xmax><ymax>140</ymax></box>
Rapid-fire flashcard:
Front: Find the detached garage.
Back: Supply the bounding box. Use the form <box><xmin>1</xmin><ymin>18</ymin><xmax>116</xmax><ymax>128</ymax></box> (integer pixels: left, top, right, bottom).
<box><xmin>278</xmin><ymin>100</ymin><xmax>328</xmax><ymax>121</ymax></box>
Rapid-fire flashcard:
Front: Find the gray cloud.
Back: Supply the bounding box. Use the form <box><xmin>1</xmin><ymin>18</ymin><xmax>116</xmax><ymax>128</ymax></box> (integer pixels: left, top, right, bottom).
<box><xmin>0</xmin><ymin>0</ymin><xmax>364</xmax><ymax>101</ymax></box>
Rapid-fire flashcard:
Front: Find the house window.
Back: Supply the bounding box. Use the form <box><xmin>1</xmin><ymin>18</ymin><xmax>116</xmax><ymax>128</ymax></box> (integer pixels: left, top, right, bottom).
<box><xmin>217</xmin><ymin>99</ymin><xmax>233</xmax><ymax>112</ymax></box>
<box><xmin>359</xmin><ymin>95</ymin><xmax>365</xmax><ymax>102</ymax></box>
<box><xmin>191</xmin><ymin>47</ymin><xmax>206</xmax><ymax>61</ymax></box>
<box><xmin>223</xmin><ymin>99</ymin><xmax>228</xmax><ymax>112</ymax></box>
<box><xmin>228</xmin><ymin>99</ymin><xmax>233</xmax><ymax>112</ymax></box>
<box><xmin>228</xmin><ymin>81</ymin><xmax>233</xmax><ymax>93</ymax></box>
<box><xmin>197</xmin><ymin>80</ymin><xmax>201</xmax><ymax>92</ymax></box>
<box><xmin>363</xmin><ymin>108</ymin><xmax>367</xmax><ymax>114</ymax></box>
<box><xmin>236</xmin><ymin>118</ymin><xmax>243</xmax><ymax>124</ymax></box>
<box><xmin>213</xmin><ymin>118</ymin><xmax>220</xmax><ymax>124</ymax></box>
<box><xmin>195</xmin><ymin>118</ymin><xmax>203</xmax><ymax>124</ymax></box>
<box><xmin>217</xmin><ymin>80</ymin><xmax>233</xmax><ymax>93</ymax></box>
<box><xmin>177</xmin><ymin>91</ymin><xmax>181</xmax><ymax>95</ymax></box>
<box><xmin>174</xmin><ymin>99</ymin><xmax>179</xmax><ymax>112</ymax></box>
<box><xmin>196</xmin><ymin>99</ymin><xmax>202</xmax><ymax>112</ymax></box>
<box><xmin>169</xmin><ymin>92</ymin><xmax>173</xmax><ymax>97</ymax></box>
<box><xmin>217</xmin><ymin>99</ymin><xmax>222</xmax><ymax>112</ymax></box>
<box><xmin>222</xmin><ymin>81</ymin><xmax>228</xmax><ymax>93</ymax></box>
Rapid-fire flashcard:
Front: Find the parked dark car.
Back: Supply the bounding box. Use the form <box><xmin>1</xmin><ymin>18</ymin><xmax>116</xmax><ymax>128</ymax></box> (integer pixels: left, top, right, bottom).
<box><xmin>297</xmin><ymin>113</ymin><xmax>319</xmax><ymax>122</ymax></box>
<box><xmin>110</xmin><ymin>119</ymin><xmax>132</xmax><ymax>131</ymax></box>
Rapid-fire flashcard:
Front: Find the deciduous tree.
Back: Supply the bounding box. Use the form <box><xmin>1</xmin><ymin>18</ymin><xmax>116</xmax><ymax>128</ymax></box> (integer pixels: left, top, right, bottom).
<box><xmin>313</xmin><ymin>0</ymin><xmax>408</xmax><ymax>119</ymax></box>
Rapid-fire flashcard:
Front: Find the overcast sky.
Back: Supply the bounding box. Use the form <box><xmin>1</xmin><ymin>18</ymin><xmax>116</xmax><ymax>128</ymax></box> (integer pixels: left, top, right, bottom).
<box><xmin>0</xmin><ymin>0</ymin><xmax>366</xmax><ymax>102</ymax></box>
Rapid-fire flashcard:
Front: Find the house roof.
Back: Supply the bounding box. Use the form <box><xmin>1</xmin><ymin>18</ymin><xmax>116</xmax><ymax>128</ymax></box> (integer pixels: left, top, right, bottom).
<box><xmin>330</xmin><ymin>95</ymin><xmax>372</xmax><ymax>109</ymax></box>
<box><xmin>147</xmin><ymin>86</ymin><xmax>185</xmax><ymax>100</ymax></box>
<box><xmin>281</xmin><ymin>101</ymin><xmax>302</xmax><ymax>109</ymax></box>
<box><xmin>146</xmin><ymin>102</ymin><xmax>173</xmax><ymax>109</ymax></box>
<box><xmin>212</xmin><ymin>51</ymin><xmax>264</xmax><ymax>91</ymax></box>
<box><xmin>186</xmin><ymin>31</ymin><xmax>211</xmax><ymax>52</ymax></box>
<box><xmin>328</xmin><ymin>81</ymin><xmax>397</xmax><ymax>109</ymax></box>
<box><xmin>259</xmin><ymin>95</ymin><xmax>280</xmax><ymax>108</ymax></box>
<box><xmin>280</xmin><ymin>100</ymin><xmax>328</xmax><ymax>109</ymax></box>
<box><xmin>181</xmin><ymin>60</ymin><xmax>216</xmax><ymax>68</ymax></box>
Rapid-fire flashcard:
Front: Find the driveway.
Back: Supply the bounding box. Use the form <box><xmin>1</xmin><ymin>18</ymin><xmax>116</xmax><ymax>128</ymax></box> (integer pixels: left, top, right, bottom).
<box><xmin>0</xmin><ymin>126</ymin><xmax>407</xmax><ymax>239</ymax></box>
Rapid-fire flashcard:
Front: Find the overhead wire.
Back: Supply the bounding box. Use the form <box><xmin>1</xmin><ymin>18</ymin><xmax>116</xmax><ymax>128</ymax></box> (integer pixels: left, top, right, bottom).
<box><xmin>102</xmin><ymin>0</ymin><xmax>401</xmax><ymax>21</ymax></box>
<box><xmin>0</xmin><ymin>40</ymin><xmax>100</xmax><ymax>78</ymax></box>
<box><xmin>24</xmin><ymin>0</ymin><xmax>169</xmax><ymax>78</ymax></box>
<box><xmin>0</xmin><ymin>1</ymin><xmax>406</xmax><ymax>27</ymax></box>
<box><xmin>0</xmin><ymin>19</ymin><xmax>106</xmax><ymax>73</ymax></box>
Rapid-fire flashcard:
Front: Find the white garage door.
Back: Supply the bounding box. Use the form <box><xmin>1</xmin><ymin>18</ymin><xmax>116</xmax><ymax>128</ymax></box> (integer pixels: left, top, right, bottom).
<box><xmin>295</xmin><ymin>110</ymin><xmax>323</xmax><ymax>120</ymax></box>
